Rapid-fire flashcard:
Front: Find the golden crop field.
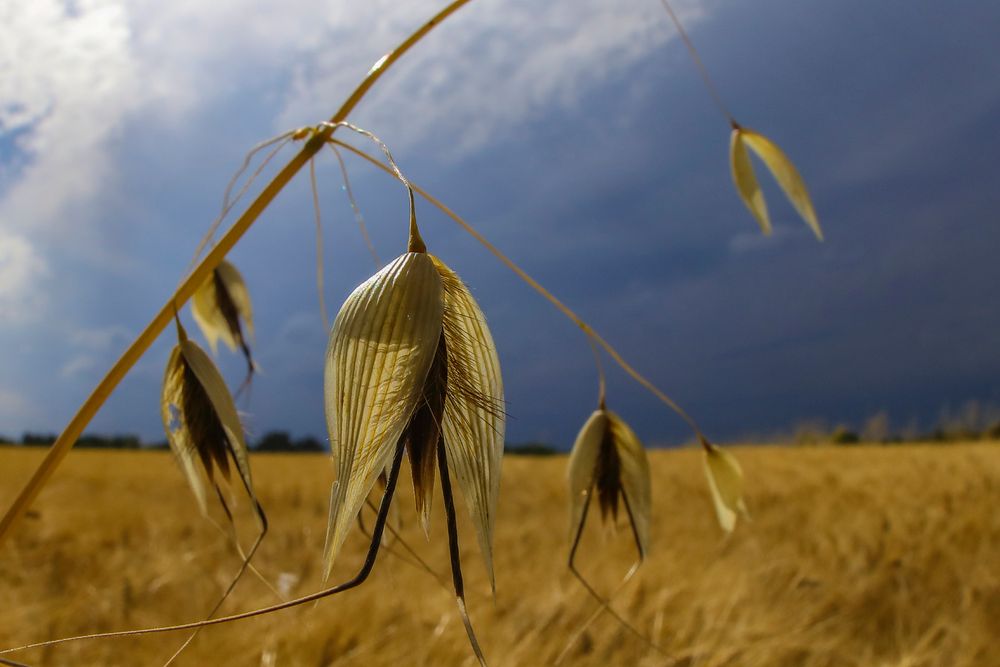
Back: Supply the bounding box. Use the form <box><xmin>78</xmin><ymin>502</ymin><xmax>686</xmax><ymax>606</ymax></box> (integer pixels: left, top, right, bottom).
<box><xmin>1</xmin><ymin>443</ymin><xmax>998</xmax><ymax>666</ymax></box>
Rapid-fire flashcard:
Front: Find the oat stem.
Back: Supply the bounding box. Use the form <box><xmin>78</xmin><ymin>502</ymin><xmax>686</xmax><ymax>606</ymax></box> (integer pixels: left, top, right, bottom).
<box><xmin>361</xmin><ymin>498</ymin><xmax>450</xmax><ymax>591</ymax></box>
<box><xmin>0</xmin><ymin>0</ymin><xmax>476</xmax><ymax>548</ymax></box>
<box><xmin>309</xmin><ymin>158</ymin><xmax>330</xmax><ymax>330</ymax></box>
<box><xmin>161</xmin><ymin>491</ymin><xmax>270</xmax><ymax>666</ymax></box>
<box><xmin>0</xmin><ymin>443</ymin><xmax>406</xmax><ymax>658</ymax></box>
<box><xmin>329</xmin><ymin>144</ymin><xmax>380</xmax><ymax>267</ymax></box>
<box><xmin>189</xmin><ymin>131</ymin><xmax>297</xmax><ymax>274</ymax></box>
<box><xmin>559</xmin><ymin>490</ymin><xmax>670</xmax><ymax>664</ymax></box>
<box><xmin>656</xmin><ymin>0</ymin><xmax>735</xmax><ymax>125</ymax></box>
<box><xmin>438</xmin><ymin>440</ymin><xmax>488</xmax><ymax>667</ymax></box>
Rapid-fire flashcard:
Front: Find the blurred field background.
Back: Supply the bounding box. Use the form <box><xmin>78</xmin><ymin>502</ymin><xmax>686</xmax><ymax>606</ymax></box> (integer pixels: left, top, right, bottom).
<box><xmin>1</xmin><ymin>443</ymin><xmax>998</xmax><ymax>666</ymax></box>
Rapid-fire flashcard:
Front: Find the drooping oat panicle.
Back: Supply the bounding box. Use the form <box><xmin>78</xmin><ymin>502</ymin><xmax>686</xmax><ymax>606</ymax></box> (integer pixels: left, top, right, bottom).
<box><xmin>323</xmin><ymin>249</ymin><xmax>505</xmax><ymax>582</ymax></box>
<box><xmin>323</xmin><ymin>252</ymin><xmax>444</xmax><ymax>579</ymax></box>
<box><xmin>323</xmin><ymin>238</ymin><xmax>501</xmax><ymax>665</ymax></box>
<box><xmin>703</xmin><ymin>442</ymin><xmax>749</xmax><ymax>532</ymax></box>
<box><xmin>561</xmin><ymin>407</ymin><xmax>667</xmax><ymax>664</ymax></box>
<box><xmin>160</xmin><ymin>317</ymin><xmax>270</xmax><ymax>666</ymax></box>
<box><xmin>568</xmin><ymin>408</ymin><xmax>651</xmax><ymax>557</ymax></box>
<box><xmin>730</xmin><ymin>126</ymin><xmax>823</xmax><ymax>240</ymax></box>
<box><xmin>191</xmin><ymin>260</ymin><xmax>256</xmax><ymax>378</ymax></box>
<box><xmin>161</xmin><ymin>318</ymin><xmax>258</xmax><ymax>515</ymax></box>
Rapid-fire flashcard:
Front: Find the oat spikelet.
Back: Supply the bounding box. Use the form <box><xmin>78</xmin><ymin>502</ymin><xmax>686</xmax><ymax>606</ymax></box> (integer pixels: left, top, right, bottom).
<box><xmin>161</xmin><ymin>318</ymin><xmax>257</xmax><ymax>515</ymax></box>
<box><xmin>323</xmin><ymin>250</ymin><xmax>504</xmax><ymax>590</ymax></box>
<box><xmin>568</xmin><ymin>409</ymin><xmax>651</xmax><ymax>557</ymax></box>
<box><xmin>191</xmin><ymin>260</ymin><xmax>256</xmax><ymax>376</ymax></box>
<box><xmin>323</xmin><ymin>253</ymin><xmax>443</xmax><ymax>580</ymax></box>
<box><xmin>703</xmin><ymin>442</ymin><xmax>749</xmax><ymax>532</ymax></box>
<box><xmin>730</xmin><ymin>126</ymin><xmax>822</xmax><ymax>240</ymax></box>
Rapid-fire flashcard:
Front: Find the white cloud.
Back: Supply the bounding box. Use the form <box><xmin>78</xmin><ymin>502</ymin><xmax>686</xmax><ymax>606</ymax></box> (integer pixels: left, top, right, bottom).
<box><xmin>69</xmin><ymin>325</ymin><xmax>133</xmax><ymax>351</ymax></box>
<box><xmin>0</xmin><ymin>0</ymin><xmax>137</xmax><ymax>234</ymax></box>
<box><xmin>58</xmin><ymin>325</ymin><xmax>133</xmax><ymax>378</ymax></box>
<box><xmin>0</xmin><ymin>0</ymin><xmax>713</xmax><ymax>331</ymax></box>
<box><xmin>0</xmin><ymin>386</ymin><xmax>40</xmax><ymax>426</ymax></box>
<box><xmin>0</xmin><ymin>230</ymin><xmax>49</xmax><ymax>323</ymax></box>
<box><xmin>275</xmin><ymin>0</ymin><xmax>711</xmax><ymax>155</ymax></box>
<box><xmin>60</xmin><ymin>354</ymin><xmax>99</xmax><ymax>379</ymax></box>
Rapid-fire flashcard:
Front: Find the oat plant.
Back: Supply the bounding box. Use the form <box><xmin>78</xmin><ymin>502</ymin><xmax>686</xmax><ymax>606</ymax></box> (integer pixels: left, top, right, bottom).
<box><xmin>160</xmin><ymin>314</ymin><xmax>270</xmax><ymax>665</ymax></box>
<box><xmin>0</xmin><ymin>0</ymin><xmax>825</xmax><ymax>664</ymax></box>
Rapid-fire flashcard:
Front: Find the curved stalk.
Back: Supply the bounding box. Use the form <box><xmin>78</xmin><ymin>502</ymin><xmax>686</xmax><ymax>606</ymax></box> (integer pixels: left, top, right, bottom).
<box><xmin>0</xmin><ymin>0</ymin><xmax>476</xmax><ymax>547</ymax></box>
<box><xmin>556</xmin><ymin>483</ymin><xmax>669</xmax><ymax>663</ymax></box>
<box><xmin>161</xmin><ymin>491</ymin><xmax>270</xmax><ymax>666</ymax></box>
<box><xmin>0</xmin><ymin>443</ymin><xmax>407</xmax><ymax>658</ymax></box>
<box><xmin>558</xmin><ymin>491</ymin><xmax>669</xmax><ymax>664</ymax></box>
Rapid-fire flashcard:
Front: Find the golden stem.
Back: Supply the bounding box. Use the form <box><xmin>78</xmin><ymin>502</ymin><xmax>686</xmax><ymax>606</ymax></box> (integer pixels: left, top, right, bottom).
<box><xmin>0</xmin><ymin>0</ymin><xmax>476</xmax><ymax>547</ymax></box>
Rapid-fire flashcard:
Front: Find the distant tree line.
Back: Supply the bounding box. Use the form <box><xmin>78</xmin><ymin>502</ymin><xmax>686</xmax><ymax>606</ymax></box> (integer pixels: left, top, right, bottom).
<box><xmin>0</xmin><ymin>431</ymin><xmax>325</xmax><ymax>452</ymax></box>
<box><xmin>788</xmin><ymin>401</ymin><xmax>1000</xmax><ymax>446</ymax></box>
<box><xmin>8</xmin><ymin>400</ymin><xmax>998</xmax><ymax>452</ymax></box>
<box><xmin>0</xmin><ymin>431</ymin><xmax>562</xmax><ymax>454</ymax></box>
<box><xmin>0</xmin><ymin>432</ymin><xmax>150</xmax><ymax>449</ymax></box>
<box><xmin>254</xmin><ymin>431</ymin><xmax>325</xmax><ymax>452</ymax></box>
<box><xmin>504</xmin><ymin>441</ymin><xmax>558</xmax><ymax>456</ymax></box>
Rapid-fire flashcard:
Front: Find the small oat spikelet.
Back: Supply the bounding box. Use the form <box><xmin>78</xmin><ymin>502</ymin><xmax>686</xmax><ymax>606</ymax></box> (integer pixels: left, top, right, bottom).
<box><xmin>730</xmin><ymin>125</ymin><xmax>822</xmax><ymax>240</ymax></box>
<box><xmin>161</xmin><ymin>317</ymin><xmax>257</xmax><ymax>515</ymax></box>
<box><xmin>568</xmin><ymin>408</ymin><xmax>651</xmax><ymax>557</ymax></box>
<box><xmin>323</xmin><ymin>250</ymin><xmax>504</xmax><ymax>585</ymax></box>
<box><xmin>703</xmin><ymin>442</ymin><xmax>749</xmax><ymax>532</ymax></box>
<box><xmin>191</xmin><ymin>259</ymin><xmax>255</xmax><ymax>376</ymax></box>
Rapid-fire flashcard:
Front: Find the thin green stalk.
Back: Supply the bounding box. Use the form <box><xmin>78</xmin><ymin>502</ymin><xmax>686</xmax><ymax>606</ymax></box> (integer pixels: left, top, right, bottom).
<box><xmin>0</xmin><ymin>0</ymin><xmax>476</xmax><ymax>548</ymax></box>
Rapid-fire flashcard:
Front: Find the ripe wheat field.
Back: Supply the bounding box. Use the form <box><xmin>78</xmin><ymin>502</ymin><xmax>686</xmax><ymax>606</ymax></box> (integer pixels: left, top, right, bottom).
<box><xmin>1</xmin><ymin>443</ymin><xmax>998</xmax><ymax>666</ymax></box>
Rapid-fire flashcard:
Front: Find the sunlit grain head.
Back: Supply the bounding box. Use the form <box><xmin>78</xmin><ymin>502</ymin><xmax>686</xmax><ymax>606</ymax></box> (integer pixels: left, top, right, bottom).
<box><xmin>161</xmin><ymin>318</ymin><xmax>257</xmax><ymax>515</ymax></box>
<box><xmin>323</xmin><ymin>248</ymin><xmax>504</xmax><ymax>586</ymax></box>
<box><xmin>191</xmin><ymin>259</ymin><xmax>255</xmax><ymax>377</ymax></box>
<box><xmin>568</xmin><ymin>408</ymin><xmax>651</xmax><ymax>557</ymax></box>
<box><xmin>703</xmin><ymin>442</ymin><xmax>749</xmax><ymax>532</ymax></box>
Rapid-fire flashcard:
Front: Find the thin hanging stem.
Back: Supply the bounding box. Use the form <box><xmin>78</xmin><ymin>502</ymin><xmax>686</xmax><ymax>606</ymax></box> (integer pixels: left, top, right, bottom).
<box><xmin>189</xmin><ymin>131</ymin><xmax>296</xmax><ymax>274</ymax></box>
<box><xmin>559</xmin><ymin>492</ymin><xmax>667</xmax><ymax>664</ymax></box>
<box><xmin>556</xmin><ymin>561</ymin><xmax>643</xmax><ymax>665</ymax></box>
<box><xmin>318</xmin><ymin>121</ymin><xmax>421</xmax><ymax>252</ymax></box>
<box><xmin>162</xmin><ymin>490</ymin><xmax>269</xmax><ymax>666</ymax></box>
<box><xmin>560</xmin><ymin>484</ymin><xmax>671</xmax><ymax>663</ymax></box>
<box><xmin>587</xmin><ymin>336</ymin><xmax>607</xmax><ymax>410</ymax></box>
<box><xmin>0</xmin><ymin>0</ymin><xmax>476</xmax><ymax>547</ymax></box>
<box><xmin>0</xmin><ymin>657</ymin><xmax>31</xmax><ymax>667</ymax></box>
<box><xmin>329</xmin><ymin>144</ymin><xmax>380</xmax><ymax>267</ymax></box>
<box><xmin>309</xmin><ymin>158</ymin><xmax>330</xmax><ymax>330</ymax></box>
<box><xmin>438</xmin><ymin>442</ymin><xmax>488</xmax><ymax>667</ymax></box>
<box><xmin>657</xmin><ymin>0</ymin><xmax>735</xmax><ymax>125</ymax></box>
<box><xmin>361</xmin><ymin>498</ymin><xmax>451</xmax><ymax>591</ymax></box>
<box><xmin>0</xmin><ymin>443</ymin><xmax>407</xmax><ymax>658</ymax></box>
<box><xmin>203</xmin><ymin>488</ymin><xmax>284</xmax><ymax>601</ymax></box>
<box><xmin>330</xmin><ymin>139</ymin><xmax>710</xmax><ymax>448</ymax></box>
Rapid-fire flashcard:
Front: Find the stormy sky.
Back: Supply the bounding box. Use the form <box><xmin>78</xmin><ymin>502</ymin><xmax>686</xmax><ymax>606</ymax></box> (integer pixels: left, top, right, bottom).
<box><xmin>2</xmin><ymin>0</ymin><xmax>999</xmax><ymax>448</ymax></box>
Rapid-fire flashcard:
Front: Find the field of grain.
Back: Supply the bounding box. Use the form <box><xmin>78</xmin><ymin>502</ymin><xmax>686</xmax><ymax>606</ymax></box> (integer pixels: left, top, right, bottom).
<box><xmin>1</xmin><ymin>443</ymin><xmax>998</xmax><ymax>666</ymax></box>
